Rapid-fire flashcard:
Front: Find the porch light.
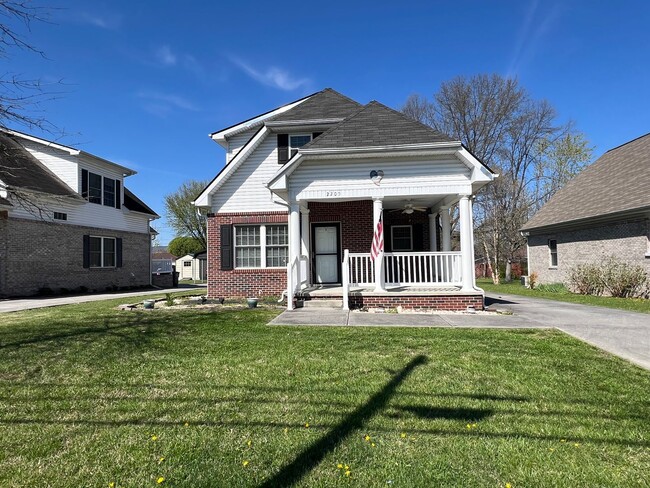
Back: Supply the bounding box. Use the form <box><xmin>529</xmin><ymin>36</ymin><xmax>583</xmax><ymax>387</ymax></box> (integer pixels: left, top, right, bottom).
<box><xmin>370</xmin><ymin>170</ymin><xmax>384</xmax><ymax>185</ymax></box>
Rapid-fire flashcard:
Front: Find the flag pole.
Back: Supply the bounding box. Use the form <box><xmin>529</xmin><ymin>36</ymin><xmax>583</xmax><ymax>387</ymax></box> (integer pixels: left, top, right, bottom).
<box><xmin>372</xmin><ymin>198</ymin><xmax>385</xmax><ymax>292</ymax></box>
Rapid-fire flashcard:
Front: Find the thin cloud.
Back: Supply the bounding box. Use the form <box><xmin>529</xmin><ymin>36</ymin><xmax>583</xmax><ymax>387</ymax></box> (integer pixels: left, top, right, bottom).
<box><xmin>229</xmin><ymin>56</ymin><xmax>310</xmax><ymax>91</ymax></box>
<box><xmin>78</xmin><ymin>12</ymin><xmax>122</xmax><ymax>30</ymax></box>
<box><xmin>155</xmin><ymin>45</ymin><xmax>177</xmax><ymax>66</ymax></box>
<box><xmin>507</xmin><ymin>0</ymin><xmax>561</xmax><ymax>78</ymax></box>
<box><xmin>136</xmin><ymin>91</ymin><xmax>200</xmax><ymax>117</ymax></box>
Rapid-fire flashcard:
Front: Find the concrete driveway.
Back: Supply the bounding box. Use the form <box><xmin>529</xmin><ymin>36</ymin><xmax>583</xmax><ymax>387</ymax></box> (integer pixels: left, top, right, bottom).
<box><xmin>270</xmin><ymin>293</ymin><xmax>650</xmax><ymax>371</ymax></box>
<box><xmin>0</xmin><ymin>284</ymin><xmax>206</xmax><ymax>314</ymax></box>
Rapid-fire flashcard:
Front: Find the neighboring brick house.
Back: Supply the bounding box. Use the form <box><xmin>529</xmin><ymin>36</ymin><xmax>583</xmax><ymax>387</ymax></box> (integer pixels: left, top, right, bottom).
<box><xmin>0</xmin><ymin>129</ymin><xmax>159</xmax><ymax>297</ymax></box>
<box><xmin>522</xmin><ymin>132</ymin><xmax>650</xmax><ymax>285</ymax></box>
<box><xmin>195</xmin><ymin>88</ymin><xmax>496</xmax><ymax>311</ymax></box>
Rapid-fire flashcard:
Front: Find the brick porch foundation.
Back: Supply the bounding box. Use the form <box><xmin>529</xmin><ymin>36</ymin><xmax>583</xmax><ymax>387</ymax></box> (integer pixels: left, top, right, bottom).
<box><xmin>301</xmin><ymin>293</ymin><xmax>484</xmax><ymax>311</ymax></box>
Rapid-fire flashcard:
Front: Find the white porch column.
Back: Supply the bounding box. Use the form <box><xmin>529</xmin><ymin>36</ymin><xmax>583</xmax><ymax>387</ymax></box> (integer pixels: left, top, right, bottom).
<box><xmin>300</xmin><ymin>207</ymin><xmax>310</xmax><ymax>257</ymax></box>
<box><xmin>440</xmin><ymin>207</ymin><xmax>451</xmax><ymax>252</ymax></box>
<box><xmin>373</xmin><ymin>197</ymin><xmax>385</xmax><ymax>292</ymax></box>
<box><xmin>428</xmin><ymin>211</ymin><xmax>438</xmax><ymax>252</ymax></box>
<box><xmin>289</xmin><ymin>202</ymin><xmax>301</xmax><ymax>294</ymax></box>
<box><xmin>469</xmin><ymin>197</ymin><xmax>477</xmax><ymax>288</ymax></box>
<box><xmin>459</xmin><ymin>195</ymin><xmax>475</xmax><ymax>292</ymax></box>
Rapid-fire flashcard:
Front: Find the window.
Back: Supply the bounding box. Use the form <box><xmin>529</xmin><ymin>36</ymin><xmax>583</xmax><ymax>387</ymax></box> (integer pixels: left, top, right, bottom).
<box><xmin>103</xmin><ymin>177</ymin><xmax>115</xmax><ymax>207</ymax></box>
<box><xmin>53</xmin><ymin>212</ymin><xmax>67</xmax><ymax>221</ymax></box>
<box><xmin>183</xmin><ymin>261</ymin><xmax>192</xmax><ymax>267</ymax></box>
<box><xmin>289</xmin><ymin>134</ymin><xmax>312</xmax><ymax>158</ymax></box>
<box><xmin>89</xmin><ymin>236</ymin><xmax>116</xmax><ymax>268</ymax></box>
<box><xmin>234</xmin><ymin>224</ymin><xmax>288</xmax><ymax>268</ymax></box>
<box><xmin>88</xmin><ymin>172</ymin><xmax>102</xmax><ymax>204</ymax></box>
<box><xmin>392</xmin><ymin>225</ymin><xmax>413</xmax><ymax>251</ymax></box>
<box><xmin>548</xmin><ymin>239</ymin><xmax>558</xmax><ymax>267</ymax></box>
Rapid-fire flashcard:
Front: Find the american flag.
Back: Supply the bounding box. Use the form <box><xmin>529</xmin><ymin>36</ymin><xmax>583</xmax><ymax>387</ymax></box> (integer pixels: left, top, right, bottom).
<box><xmin>370</xmin><ymin>213</ymin><xmax>383</xmax><ymax>261</ymax></box>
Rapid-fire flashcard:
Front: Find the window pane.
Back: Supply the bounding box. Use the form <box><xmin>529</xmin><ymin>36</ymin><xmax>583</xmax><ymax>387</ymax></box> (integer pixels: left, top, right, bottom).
<box><xmin>236</xmin><ymin>226</ymin><xmax>260</xmax><ymax>246</ymax></box>
<box><xmin>266</xmin><ymin>225</ymin><xmax>288</xmax><ymax>245</ymax></box>
<box><xmin>89</xmin><ymin>237</ymin><xmax>102</xmax><ymax>267</ymax></box>
<box><xmin>89</xmin><ymin>173</ymin><xmax>102</xmax><ymax>204</ymax></box>
<box><xmin>289</xmin><ymin>135</ymin><xmax>311</xmax><ymax>148</ymax></box>
<box><xmin>236</xmin><ymin>247</ymin><xmax>260</xmax><ymax>268</ymax></box>
<box><xmin>266</xmin><ymin>246</ymin><xmax>288</xmax><ymax>267</ymax></box>
<box><xmin>103</xmin><ymin>178</ymin><xmax>115</xmax><ymax>207</ymax></box>
<box><xmin>392</xmin><ymin>226</ymin><xmax>412</xmax><ymax>251</ymax></box>
<box><xmin>103</xmin><ymin>238</ymin><xmax>115</xmax><ymax>267</ymax></box>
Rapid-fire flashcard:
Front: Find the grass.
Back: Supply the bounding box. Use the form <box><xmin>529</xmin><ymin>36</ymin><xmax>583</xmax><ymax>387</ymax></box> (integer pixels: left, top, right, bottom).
<box><xmin>0</xmin><ymin>294</ymin><xmax>649</xmax><ymax>487</ymax></box>
<box><xmin>479</xmin><ymin>278</ymin><xmax>650</xmax><ymax>314</ymax></box>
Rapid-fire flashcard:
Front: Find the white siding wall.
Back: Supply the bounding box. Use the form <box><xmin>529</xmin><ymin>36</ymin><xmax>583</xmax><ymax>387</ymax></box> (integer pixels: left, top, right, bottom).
<box><xmin>20</xmin><ymin>140</ymin><xmax>79</xmax><ymax>192</ymax></box>
<box><xmin>226</xmin><ymin>129</ymin><xmax>258</xmax><ymax>163</ymax></box>
<box><xmin>211</xmin><ymin>134</ymin><xmax>287</xmax><ymax>213</ymax></box>
<box><xmin>289</xmin><ymin>156</ymin><xmax>471</xmax><ymax>200</ymax></box>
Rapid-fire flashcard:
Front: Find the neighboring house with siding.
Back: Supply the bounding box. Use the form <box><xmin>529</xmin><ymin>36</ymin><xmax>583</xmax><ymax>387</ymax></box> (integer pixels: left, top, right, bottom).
<box><xmin>194</xmin><ymin>88</ymin><xmax>496</xmax><ymax>311</ymax></box>
<box><xmin>176</xmin><ymin>251</ymin><xmax>207</xmax><ymax>281</ymax></box>
<box><xmin>0</xmin><ymin>129</ymin><xmax>159</xmax><ymax>297</ymax></box>
<box><xmin>522</xmin><ymin>132</ymin><xmax>650</xmax><ymax>284</ymax></box>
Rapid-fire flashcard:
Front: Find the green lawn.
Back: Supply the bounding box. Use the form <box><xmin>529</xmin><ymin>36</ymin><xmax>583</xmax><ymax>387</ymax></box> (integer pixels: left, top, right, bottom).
<box><xmin>479</xmin><ymin>278</ymin><xmax>650</xmax><ymax>314</ymax></box>
<box><xmin>0</xmin><ymin>295</ymin><xmax>649</xmax><ymax>487</ymax></box>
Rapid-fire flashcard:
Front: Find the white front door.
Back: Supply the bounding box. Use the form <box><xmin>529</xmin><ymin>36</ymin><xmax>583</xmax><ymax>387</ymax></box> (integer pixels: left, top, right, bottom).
<box><xmin>313</xmin><ymin>224</ymin><xmax>340</xmax><ymax>284</ymax></box>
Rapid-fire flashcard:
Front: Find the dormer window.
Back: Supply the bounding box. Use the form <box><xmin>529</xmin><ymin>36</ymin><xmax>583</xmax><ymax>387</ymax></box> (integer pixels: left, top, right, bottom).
<box><xmin>289</xmin><ymin>134</ymin><xmax>312</xmax><ymax>158</ymax></box>
<box><xmin>81</xmin><ymin>169</ymin><xmax>121</xmax><ymax>209</ymax></box>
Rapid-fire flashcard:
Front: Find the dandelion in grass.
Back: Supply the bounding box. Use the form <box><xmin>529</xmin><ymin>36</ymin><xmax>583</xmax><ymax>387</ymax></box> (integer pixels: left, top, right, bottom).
<box><xmin>345</xmin><ymin>470</ymin><xmax>351</xmax><ymax>477</ymax></box>
<box><xmin>151</xmin><ymin>435</ymin><xmax>158</xmax><ymax>441</ymax></box>
<box><xmin>574</xmin><ymin>443</ymin><xmax>580</xmax><ymax>447</ymax></box>
<box><xmin>109</xmin><ymin>483</ymin><xmax>115</xmax><ymax>488</ymax></box>
<box><xmin>305</xmin><ymin>423</ymin><xmax>310</xmax><ymax>428</ymax></box>
<box><xmin>157</xmin><ymin>477</ymin><xmax>165</xmax><ymax>484</ymax></box>
<box><xmin>364</xmin><ymin>435</ymin><xmax>371</xmax><ymax>441</ymax></box>
<box><xmin>371</xmin><ymin>442</ymin><xmax>376</xmax><ymax>447</ymax></box>
<box><xmin>345</xmin><ymin>465</ymin><xmax>350</xmax><ymax>470</ymax></box>
<box><xmin>184</xmin><ymin>422</ymin><xmax>189</xmax><ymax>427</ymax></box>
<box><xmin>400</xmin><ymin>433</ymin><xmax>406</xmax><ymax>438</ymax></box>
<box><xmin>337</xmin><ymin>463</ymin><xmax>343</xmax><ymax>469</ymax></box>
<box><xmin>242</xmin><ymin>460</ymin><xmax>250</xmax><ymax>467</ymax></box>
<box><xmin>560</xmin><ymin>439</ymin><xmax>566</xmax><ymax>443</ymax></box>
<box><xmin>247</xmin><ymin>440</ymin><xmax>252</xmax><ymax>447</ymax></box>
<box><xmin>283</xmin><ymin>427</ymin><xmax>288</xmax><ymax>434</ymax></box>
<box><xmin>158</xmin><ymin>457</ymin><xmax>165</xmax><ymax>464</ymax></box>
<box><xmin>505</xmin><ymin>483</ymin><xmax>512</xmax><ymax>488</ymax></box>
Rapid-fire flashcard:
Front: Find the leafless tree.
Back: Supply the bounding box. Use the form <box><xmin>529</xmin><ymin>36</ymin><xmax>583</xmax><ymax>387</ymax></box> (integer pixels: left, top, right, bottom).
<box><xmin>403</xmin><ymin>74</ymin><xmax>592</xmax><ymax>282</ymax></box>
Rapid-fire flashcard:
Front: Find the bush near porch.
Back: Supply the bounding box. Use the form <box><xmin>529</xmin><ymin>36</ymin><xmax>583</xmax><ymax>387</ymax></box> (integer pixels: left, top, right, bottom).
<box><xmin>0</xmin><ymin>295</ymin><xmax>648</xmax><ymax>487</ymax></box>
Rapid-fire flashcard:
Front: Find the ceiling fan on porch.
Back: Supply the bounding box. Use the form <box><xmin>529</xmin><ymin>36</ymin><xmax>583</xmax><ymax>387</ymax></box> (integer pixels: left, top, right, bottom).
<box><xmin>390</xmin><ymin>202</ymin><xmax>428</xmax><ymax>214</ymax></box>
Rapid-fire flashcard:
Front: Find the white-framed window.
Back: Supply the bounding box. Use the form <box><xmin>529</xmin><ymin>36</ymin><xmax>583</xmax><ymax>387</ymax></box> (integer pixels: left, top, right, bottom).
<box><xmin>235</xmin><ymin>224</ymin><xmax>288</xmax><ymax>268</ymax></box>
<box><xmin>392</xmin><ymin>225</ymin><xmax>413</xmax><ymax>251</ymax></box>
<box><xmin>289</xmin><ymin>134</ymin><xmax>312</xmax><ymax>158</ymax></box>
<box><xmin>548</xmin><ymin>239</ymin><xmax>558</xmax><ymax>268</ymax></box>
<box><xmin>89</xmin><ymin>236</ymin><xmax>116</xmax><ymax>268</ymax></box>
<box><xmin>83</xmin><ymin>170</ymin><xmax>118</xmax><ymax>208</ymax></box>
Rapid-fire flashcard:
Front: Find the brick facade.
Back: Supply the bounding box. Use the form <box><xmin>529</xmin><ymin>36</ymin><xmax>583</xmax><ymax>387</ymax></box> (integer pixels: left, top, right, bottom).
<box><xmin>0</xmin><ymin>217</ymin><xmax>151</xmax><ymax>297</ymax></box>
<box><xmin>527</xmin><ymin>218</ymin><xmax>650</xmax><ymax>285</ymax></box>
<box><xmin>302</xmin><ymin>293</ymin><xmax>484</xmax><ymax>311</ymax></box>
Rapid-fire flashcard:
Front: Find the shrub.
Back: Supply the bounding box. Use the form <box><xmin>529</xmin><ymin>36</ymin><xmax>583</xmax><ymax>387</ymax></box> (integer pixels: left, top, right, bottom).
<box><xmin>602</xmin><ymin>256</ymin><xmax>648</xmax><ymax>298</ymax></box>
<box><xmin>165</xmin><ymin>293</ymin><xmax>175</xmax><ymax>307</ymax></box>
<box><xmin>536</xmin><ymin>283</ymin><xmax>567</xmax><ymax>294</ymax></box>
<box><xmin>568</xmin><ymin>262</ymin><xmax>605</xmax><ymax>295</ymax></box>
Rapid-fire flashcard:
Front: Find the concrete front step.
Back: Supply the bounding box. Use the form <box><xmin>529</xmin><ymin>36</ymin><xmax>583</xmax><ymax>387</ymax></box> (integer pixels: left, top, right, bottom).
<box><xmin>301</xmin><ymin>299</ymin><xmax>343</xmax><ymax>309</ymax></box>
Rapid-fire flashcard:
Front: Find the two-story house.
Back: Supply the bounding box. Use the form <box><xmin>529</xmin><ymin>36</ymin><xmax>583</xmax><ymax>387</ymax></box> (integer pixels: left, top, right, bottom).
<box><xmin>0</xmin><ymin>129</ymin><xmax>159</xmax><ymax>297</ymax></box>
<box><xmin>194</xmin><ymin>89</ymin><xmax>496</xmax><ymax>311</ymax></box>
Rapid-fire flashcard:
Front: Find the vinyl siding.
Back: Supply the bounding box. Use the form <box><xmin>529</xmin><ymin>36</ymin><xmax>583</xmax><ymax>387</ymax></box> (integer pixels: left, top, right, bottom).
<box><xmin>19</xmin><ymin>140</ymin><xmax>79</xmax><ymax>192</ymax></box>
<box><xmin>211</xmin><ymin>134</ymin><xmax>287</xmax><ymax>213</ymax></box>
<box><xmin>289</xmin><ymin>156</ymin><xmax>471</xmax><ymax>200</ymax></box>
<box><xmin>226</xmin><ymin>129</ymin><xmax>258</xmax><ymax>163</ymax></box>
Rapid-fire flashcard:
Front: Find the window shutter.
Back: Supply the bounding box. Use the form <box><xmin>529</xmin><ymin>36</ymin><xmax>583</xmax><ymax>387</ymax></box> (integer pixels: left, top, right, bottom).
<box><xmin>81</xmin><ymin>169</ymin><xmax>89</xmax><ymax>200</ymax></box>
<box><xmin>83</xmin><ymin>235</ymin><xmax>90</xmax><ymax>268</ymax></box>
<box><xmin>277</xmin><ymin>134</ymin><xmax>289</xmax><ymax>165</ymax></box>
<box><xmin>384</xmin><ymin>225</ymin><xmax>392</xmax><ymax>252</ymax></box>
<box><xmin>413</xmin><ymin>224</ymin><xmax>424</xmax><ymax>252</ymax></box>
<box><xmin>115</xmin><ymin>180</ymin><xmax>121</xmax><ymax>209</ymax></box>
<box><xmin>116</xmin><ymin>238</ymin><xmax>123</xmax><ymax>267</ymax></box>
<box><xmin>220</xmin><ymin>224</ymin><xmax>233</xmax><ymax>270</ymax></box>
<box><xmin>312</xmin><ymin>132</ymin><xmax>323</xmax><ymax>139</ymax></box>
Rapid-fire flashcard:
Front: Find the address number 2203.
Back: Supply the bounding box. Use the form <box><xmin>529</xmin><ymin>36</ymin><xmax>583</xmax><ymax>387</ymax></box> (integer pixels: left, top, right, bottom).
<box><xmin>326</xmin><ymin>191</ymin><xmax>341</xmax><ymax>197</ymax></box>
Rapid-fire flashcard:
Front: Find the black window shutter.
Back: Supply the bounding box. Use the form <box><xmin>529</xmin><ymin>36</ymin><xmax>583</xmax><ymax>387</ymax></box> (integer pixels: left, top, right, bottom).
<box><xmin>83</xmin><ymin>235</ymin><xmax>90</xmax><ymax>268</ymax></box>
<box><xmin>384</xmin><ymin>225</ymin><xmax>392</xmax><ymax>252</ymax></box>
<box><xmin>116</xmin><ymin>238</ymin><xmax>123</xmax><ymax>267</ymax></box>
<box><xmin>81</xmin><ymin>169</ymin><xmax>88</xmax><ymax>200</ymax></box>
<box><xmin>413</xmin><ymin>224</ymin><xmax>424</xmax><ymax>252</ymax></box>
<box><xmin>312</xmin><ymin>132</ymin><xmax>323</xmax><ymax>139</ymax></box>
<box><xmin>220</xmin><ymin>225</ymin><xmax>233</xmax><ymax>270</ymax></box>
<box><xmin>115</xmin><ymin>180</ymin><xmax>121</xmax><ymax>209</ymax></box>
<box><xmin>277</xmin><ymin>134</ymin><xmax>289</xmax><ymax>165</ymax></box>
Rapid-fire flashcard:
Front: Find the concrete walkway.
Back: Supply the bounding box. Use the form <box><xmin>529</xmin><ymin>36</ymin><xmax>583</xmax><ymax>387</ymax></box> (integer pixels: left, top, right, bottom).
<box><xmin>269</xmin><ymin>293</ymin><xmax>650</xmax><ymax>370</ymax></box>
<box><xmin>0</xmin><ymin>284</ymin><xmax>206</xmax><ymax>313</ymax></box>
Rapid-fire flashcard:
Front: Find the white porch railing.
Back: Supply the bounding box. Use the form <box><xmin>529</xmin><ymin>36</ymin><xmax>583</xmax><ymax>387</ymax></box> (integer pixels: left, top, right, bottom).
<box><xmin>287</xmin><ymin>255</ymin><xmax>309</xmax><ymax>310</ymax></box>
<box><xmin>347</xmin><ymin>251</ymin><xmax>462</xmax><ymax>287</ymax></box>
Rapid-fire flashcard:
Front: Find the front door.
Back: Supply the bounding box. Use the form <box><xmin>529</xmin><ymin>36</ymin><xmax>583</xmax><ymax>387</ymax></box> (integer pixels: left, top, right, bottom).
<box><xmin>312</xmin><ymin>223</ymin><xmax>341</xmax><ymax>284</ymax></box>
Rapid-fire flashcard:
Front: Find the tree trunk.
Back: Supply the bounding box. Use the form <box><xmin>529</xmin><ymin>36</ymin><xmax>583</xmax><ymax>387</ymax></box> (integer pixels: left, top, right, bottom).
<box><xmin>505</xmin><ymin>258</ymin><xmax>512</xmax><ymax>282</ymax></box>
<box><xmin>483</xmin><ymin>241</ymin><xmax>499</xmax><ymax>285</ymax></box>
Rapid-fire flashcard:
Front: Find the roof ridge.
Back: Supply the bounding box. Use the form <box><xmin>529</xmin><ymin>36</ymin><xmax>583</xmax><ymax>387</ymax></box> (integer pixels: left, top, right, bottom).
<box><xmin>366</xmin><ymin>100</ymin><xmax>454</xmax><ymax>141</ymax></box>
<box><xmin>300</xmin><ymin>101</ymin><xmax>371</xmax><ymax>149</ymax></box>
<box><xmin>605</xmin><ymin>131</ymin><xmax>650</xmax><ymax>153</ymax></box>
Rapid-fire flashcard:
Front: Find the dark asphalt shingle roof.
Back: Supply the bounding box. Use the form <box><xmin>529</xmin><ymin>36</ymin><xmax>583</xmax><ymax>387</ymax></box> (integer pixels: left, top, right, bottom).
<box><xmin>303</xmin><ymin>101</ymin><xmax>455</xmax><ymax>150</ymax></box>
<box><xmin>124</xmin><ymin>187</ymin><xmax>159</xmax><ymax>217</ymax></box>
<box><xmin>522</xmin><ymin>132</ymin><xmax>650</xmax><ymax>231</ymax></box>
<box><xmin>0</xmin><ymin>132</ymin><xmax>78</xmax><ymax>198</ymax></box>
<box><xmin>270</xmin><ymin>88</ymin><xmax>361</xmax><ymax>123</ymax></box>
<box><xmin>0</xmin><ymin>195</ymin><xmax>11</xmax><ymax>207</ymax></box>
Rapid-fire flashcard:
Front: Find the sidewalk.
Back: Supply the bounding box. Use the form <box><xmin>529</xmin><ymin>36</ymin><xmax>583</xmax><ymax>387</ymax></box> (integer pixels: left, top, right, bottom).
<box><xmin>0</xmin><ymin>284</ymin><xmax>206</xmax><ymax>313</ymax></box>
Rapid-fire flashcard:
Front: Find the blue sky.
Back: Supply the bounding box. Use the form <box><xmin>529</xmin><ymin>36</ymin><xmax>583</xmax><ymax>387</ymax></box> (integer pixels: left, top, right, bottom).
<box><xmin>6</xmin><ymin>0</ymin><xmax>650</xmax><ymax>244</ymax></box>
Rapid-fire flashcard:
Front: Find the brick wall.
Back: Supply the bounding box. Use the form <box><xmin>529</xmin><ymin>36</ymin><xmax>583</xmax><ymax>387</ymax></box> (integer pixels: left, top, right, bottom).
<box><xmin>0</xmin><ymin>217</ymin><xmax>151</xmax><ymax>297</ymax></box>
<box><xmin>207</xmin><ymin>212</ymin><xmax>289</xmax><ymax>298</ymax></box>
<box><xmin>528</xmin><ymin>218</ymin><xmax>650</xmax><ymax>284</ymax></box>
<box><xmin>348</xmin><ymin>294</ymin><xmax>484</xmax><ymax>311</ymax></box>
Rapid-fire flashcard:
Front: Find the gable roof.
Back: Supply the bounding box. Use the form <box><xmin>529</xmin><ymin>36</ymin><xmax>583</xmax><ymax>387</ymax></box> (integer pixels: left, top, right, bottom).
<box><xmin>269</xmin><ymin>88</ymin><xmax>361</xmax><ymax>123</ymax></box>
<box><xmin>522</xmin><ymin>132</ymin><xmax>650</xmax><ymax>232</ymax></box>
<box><xmin>303</xmin><ymin>101</ymin><xmax>454</xmax><ymax>150</ymax></box>
<box><xmin>0</xmin><ymin>132</ymin><xmax>80</xmax><ymax>199</ymax></box>
<box><xmin>124</xmin><ymin>187</ymin><xmax>159</xmax><ymax>217</ymax></box>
